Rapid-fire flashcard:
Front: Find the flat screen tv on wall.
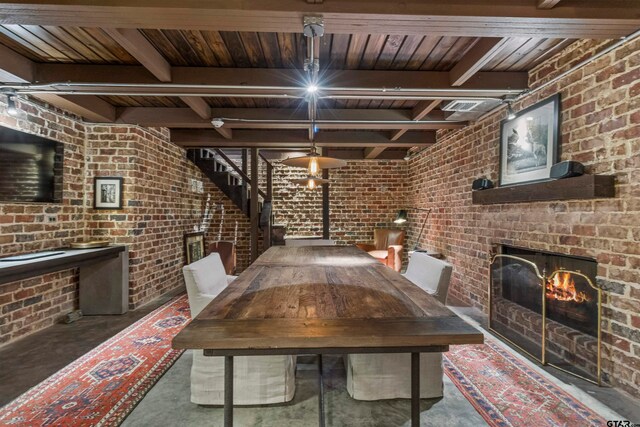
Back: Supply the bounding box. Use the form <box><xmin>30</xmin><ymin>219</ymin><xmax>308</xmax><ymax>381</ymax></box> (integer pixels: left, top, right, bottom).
<box><xmin>0</xmin><ymin>125</ymin><xmax>64</xmax><ymax>203</ymax></box>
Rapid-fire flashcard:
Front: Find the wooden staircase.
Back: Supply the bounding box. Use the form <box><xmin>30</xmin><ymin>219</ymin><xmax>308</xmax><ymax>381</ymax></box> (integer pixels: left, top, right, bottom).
<box><xmin>187</xmin><ymin>148</ymin><xmax>273</xmax><ymax>260</ymax></box>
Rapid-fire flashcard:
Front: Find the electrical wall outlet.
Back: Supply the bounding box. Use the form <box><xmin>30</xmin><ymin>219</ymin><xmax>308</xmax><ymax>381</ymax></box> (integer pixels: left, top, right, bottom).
<box><xmin>46</xmin><ymin>214</ymin><xmax>58</xmax><ymax>223</ymax></box>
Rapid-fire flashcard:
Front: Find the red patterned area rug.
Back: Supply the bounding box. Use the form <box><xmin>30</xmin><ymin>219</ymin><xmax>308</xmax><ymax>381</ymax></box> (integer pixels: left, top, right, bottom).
<box><xmin>444</xmin><ymin>337</ymin><xmax>608</xmax><ymax>427</ymax></box>
<box><xmin>0</xmin><ymin>294</ymin><xmax>615</xmax><ymax>427</ymax></box>
<box><xmin>0</xmin><ymin>295</ymin><xmax>189</xmax><ymax>427</ymax></box>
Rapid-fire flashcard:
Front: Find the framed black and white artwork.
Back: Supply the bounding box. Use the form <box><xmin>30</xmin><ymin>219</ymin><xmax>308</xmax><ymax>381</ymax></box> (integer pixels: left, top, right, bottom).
<box><xmin>94</xmin><ymin>177</ymin><xmax>123</xmax><ymax>210</ymax></box>
<box><xmin>499</xmin><ymin>94</ymin><xmax>560</xmax><ymax>186</ymax></box>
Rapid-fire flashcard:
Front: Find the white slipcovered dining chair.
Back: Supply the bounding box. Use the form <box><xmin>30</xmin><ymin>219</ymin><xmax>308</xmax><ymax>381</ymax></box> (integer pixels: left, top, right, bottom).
<box><xmin>403</xmin><ymin>252</ymin><xmax>453</xmax><ymax>305</ymax></box>
<box><xmin>344</xmin><ymin>252</ymin><xmax>453</xmax><ymax>400</ymax></box>
<box><xmin>183</xmin><ymin>253</ymin><xmax>296</xmax><ymax>405</ymax></box>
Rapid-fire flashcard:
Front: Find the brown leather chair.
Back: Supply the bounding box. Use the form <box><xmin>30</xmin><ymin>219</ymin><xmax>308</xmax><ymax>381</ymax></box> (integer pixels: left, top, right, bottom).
<box><xmin>209</xmin><ymin>241</ymin><xmax>237</xmax><ymax>275</ymax></box>
<box><xmin>356</xmin><ymin>229</ymin><xmax>405</xmax><ymax>272</ymax></box>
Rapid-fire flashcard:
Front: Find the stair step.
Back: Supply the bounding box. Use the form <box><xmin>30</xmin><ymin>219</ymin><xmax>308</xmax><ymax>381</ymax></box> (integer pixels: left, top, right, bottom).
<box><xmin>187</xmin><ymin>149</ymin><xmax>270</xmax><ymax>227</ymax></box>
<box><xmin>210</xmin><ymin>171</ymin><xmax>232</xmax><ymax>186</ymax></box>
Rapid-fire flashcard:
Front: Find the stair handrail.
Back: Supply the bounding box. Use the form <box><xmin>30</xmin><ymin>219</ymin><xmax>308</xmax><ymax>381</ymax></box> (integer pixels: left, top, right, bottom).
<box><xmin>258</xmin><ymin>153</ymin><xmax>273</xmax><ymax>202</ymax></box>
<box><xmin>214</xmin><ymin>149</ymin><xmax>267</xmax><ymax>200</ymax></box>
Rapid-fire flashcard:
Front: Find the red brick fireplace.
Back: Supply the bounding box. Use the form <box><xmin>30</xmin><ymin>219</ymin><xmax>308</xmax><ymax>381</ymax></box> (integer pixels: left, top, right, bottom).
<box><xmin>406</xmin><ymin>38</ymin><xmax>640</xmax><ymax>396</ymax></box>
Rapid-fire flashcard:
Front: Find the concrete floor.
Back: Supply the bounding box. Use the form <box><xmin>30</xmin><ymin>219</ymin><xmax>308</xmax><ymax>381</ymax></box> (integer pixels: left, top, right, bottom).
<box><xmin>123</xmin><ymin>352</ymin><xmax>487</xmax><ymax>427</ymax></box>
<box><xmin>0</xmin><ymin>294</ymin><xmax>638</xmax><ymax>425</ymax></box>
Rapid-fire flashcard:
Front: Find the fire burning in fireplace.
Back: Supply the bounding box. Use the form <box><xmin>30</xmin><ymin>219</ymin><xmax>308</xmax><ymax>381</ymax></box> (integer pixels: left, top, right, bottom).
<box><xmin>546</xmin><ymin>271</ymin><xmax>590</xmax><ymax>303</ymax></box>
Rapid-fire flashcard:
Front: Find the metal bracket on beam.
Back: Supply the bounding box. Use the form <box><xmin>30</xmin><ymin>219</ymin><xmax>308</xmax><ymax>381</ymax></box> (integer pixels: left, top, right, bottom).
<box><xmin>303</xmin><ymin>16</ymin><xmax>325</xmax><ymax>37</ymax></box>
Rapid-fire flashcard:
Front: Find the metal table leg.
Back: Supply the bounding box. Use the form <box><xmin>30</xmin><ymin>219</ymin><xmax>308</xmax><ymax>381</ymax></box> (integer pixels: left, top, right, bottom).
<box><xmin>318</xmin><ymin>354</ymin><xmax>325</xmax><ymax>427</ymax></box>
<box><xmin>225</xmin><ymin>355</ymin><xmax>234</xmax><ymax>427</ymax></box>
<box><xmin>411</xmin><ymin>352</ymin><xmax>420</xmax><ymax>427</ymax></box>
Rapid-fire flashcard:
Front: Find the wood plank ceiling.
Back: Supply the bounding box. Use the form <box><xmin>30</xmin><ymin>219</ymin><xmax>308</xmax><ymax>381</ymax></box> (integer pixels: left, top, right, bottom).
<box><xmin>0</xmin><ymin>1</ymin><xmax>637</xmax><ymax>158</ymax></box>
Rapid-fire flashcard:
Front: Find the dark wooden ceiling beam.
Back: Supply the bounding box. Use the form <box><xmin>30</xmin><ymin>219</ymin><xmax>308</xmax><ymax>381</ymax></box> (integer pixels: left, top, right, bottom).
<box><xmin>449</xmin><ymin>38</ymin><xmax>511</xmax><ymax>86</ymax></box>
<box><xmin>0</xmin><ymin>1</ymin><xmax>636</xmax><ymax>38</ymax></box>
<box><xmin>232</xmin><ymin>121</ymin><xmax>464</xmax><ymax>130</ymax></box>
<box><xmin>411</xmin><ymin>100</ymin><xmax>444</xmax><ymax>121</ymax></box>
<box><xmin>118</xmin><ymin>107</ymin><xmax>446</xmax><ymax>124</ymax></box>
<box><xmin>0</xmin><ymin>44</ymin><xmax>115</xmax><ymax>122</ymax></box>
<box><xmin>180</xmin><ymin>96</ymin><xmax>211</xmax><ymax>120</ymax></box>
<box><xmin>538</xmin><ymin>0</ymin><xmax>562</xmax><ymax>9</ymax></box>
<box><xmin>388</xmin><ymin>99</ymin><xmax>442</xmax><ymax>143</ymax></box>
<box><xmin>0</xmin><ymin>44</ymin><xmax>33</xmax><ymax>83</ymax></box>
<box><xmin>364</xmin><ymin>147</ymin><xmax>388</xmax><ymax>159</ymax></box>
<box><xmin>32</xmin><ymin>64</ymin><xmax>528</xmax><ymax>98</ymax></box>
<box><xmin>171</xmin><ymin>129</ymin><xmax>436</xmax><ymax>148</ymax></box>
<box><xmin>214</xmin><ymin>126</ymin><xmax>233</xmax><ymax>139</ymax></box>
<box><xmin>102</xmin><ymin>28</ymin><xmax>172</xmax><ymax>82</ymax></box>
<box><xmin>35</xmin><ymin>93</ymin><xmax>116</xmax><ymax>122</ymax></box>
<box><xmin>323</xmin><ymin>148</ymin><xmax>408</xmax><ymax>160</ymax></box>
<box><xmin>103</xmin><ymin>28</ymin><xmax>215</xmax><ymax>130</ymax></box>
<box><xmin>116</xmin><ymin>107</ymin><xmax>462</xmax><ymax>130</ymax></box>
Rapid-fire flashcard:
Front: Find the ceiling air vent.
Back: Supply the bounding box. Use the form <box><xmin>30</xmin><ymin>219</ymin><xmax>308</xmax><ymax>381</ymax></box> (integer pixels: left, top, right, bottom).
<box><xmin>442</xmin><ymin>100</ymin><xmax>485</xmax><ymax>112</ymax></box>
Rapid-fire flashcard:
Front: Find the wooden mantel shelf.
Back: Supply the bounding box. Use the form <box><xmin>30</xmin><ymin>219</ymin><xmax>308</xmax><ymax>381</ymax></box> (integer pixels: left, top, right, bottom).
<box><xmin>471</xmin><ymin>175</ymin><xmax>615</xmax><ymax>205</ymax></box>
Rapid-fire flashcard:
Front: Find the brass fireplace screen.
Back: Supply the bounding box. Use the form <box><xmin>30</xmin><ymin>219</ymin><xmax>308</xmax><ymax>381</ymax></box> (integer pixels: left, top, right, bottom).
<box><xmin>489</xmin><ymin>253</ymin><xmax>602</xmax><ymax>385</ymax></box>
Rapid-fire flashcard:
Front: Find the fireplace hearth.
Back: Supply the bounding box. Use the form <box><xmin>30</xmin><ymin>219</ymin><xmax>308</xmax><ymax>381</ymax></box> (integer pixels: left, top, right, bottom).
<box><xmin>489</xmin><ymin>245</ymin><xmax>602</xmax><ymax>384</ymax></box>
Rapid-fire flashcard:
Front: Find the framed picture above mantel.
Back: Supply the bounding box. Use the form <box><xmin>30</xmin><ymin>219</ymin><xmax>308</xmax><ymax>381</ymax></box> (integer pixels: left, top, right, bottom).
<box><xmin>499</xmin><ymin>94</ymin><xmax>561</xmax><ymax>187</ymax></box>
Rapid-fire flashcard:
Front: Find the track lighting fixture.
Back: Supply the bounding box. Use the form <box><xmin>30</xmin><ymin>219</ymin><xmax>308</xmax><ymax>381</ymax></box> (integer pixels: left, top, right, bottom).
<box><xmin>506</xmin><ymin>102</ymin><xmax>516</xmax><ymax>120</ymax></box>
<box><xmin>6</xmin><ymin>93</ymin><xmax>18</xmax><ymax>116</ymax></box>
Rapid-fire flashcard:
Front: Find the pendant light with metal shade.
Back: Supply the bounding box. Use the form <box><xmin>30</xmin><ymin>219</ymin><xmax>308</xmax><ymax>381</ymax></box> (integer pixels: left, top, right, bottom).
<box><xmin>292</xmin><ymin>175</ymin><xmax>330</xmax><ymax>190</ymax></box>
<box><xmin>282</xmin><ymin>146</ymin><xmax>347</xmax><ymax>174</ymax></box>
<box><xmin>285</xmin><ymin>142</ymin><xmax>339</xmax><ymax>190</ymax></box>
<box><xmin>283</xmin><ymin>142</ymin><xmax>346</xmax><ymax>190</ymax></box>
<box><xmin>284</xmin><ymin>16</ymin><xmax>346</xmax><ymax>190</ymax></box>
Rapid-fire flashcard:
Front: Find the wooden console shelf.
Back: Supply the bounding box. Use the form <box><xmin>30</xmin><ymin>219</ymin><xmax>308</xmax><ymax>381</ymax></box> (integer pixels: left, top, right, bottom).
<box><xmin>472</xmin><ymin>175</ymin><xmax>615</xmax><ymax>205</ymax></box>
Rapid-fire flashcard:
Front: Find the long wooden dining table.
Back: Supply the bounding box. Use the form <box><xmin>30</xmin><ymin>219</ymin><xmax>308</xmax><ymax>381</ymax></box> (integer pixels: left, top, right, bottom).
<box><xmin>173</xmin><ymin>245</ymin><xmax>483</xmax><ymax>427</ymax></box>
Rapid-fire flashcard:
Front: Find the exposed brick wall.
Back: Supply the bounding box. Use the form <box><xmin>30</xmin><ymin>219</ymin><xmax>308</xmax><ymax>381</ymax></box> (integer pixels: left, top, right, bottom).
<box><xmin>273</xmin><ymin>160</ymin><xmax>407</xmax><ymax>246</ymax></box>
<box><xmin>202</xmin><ymin>179</ymin><xmax>253</xmax><ymax>274</ymax></box>
<box><xmin>0</xmin><ymin>98</ymin><xmax>87</xmax><ymax>346</ymax></box>
<box><xmin>85</xmin><ymin>125</ymin><xmax>192</xmax><ymax>308</ymax></box>
<box><xmin>84</xmin><ymin>125</ymin><xmax>252</xmax><ymax>309</ymax></box>
<box><xmin>406</xmin><ymin>38</ymin><xmax>640</xmax><ymax>396</ymax></box>
<box><xmin>0</xmin><ymin>270</ymin><xmax>77</xmax><ymax>345</ymax></box>
<box><xmin>0</xmin><ymin>98</ymin><xmax>250</xmax><ymax>346</ymax></box>
<box><xmin>272</xmin><ymin>164</ymin><xmax>324</xmax><ymax>236</ymax></box>
<box><xmin>330</xmin><ymin>161</ymin><xmax>408</xmax><ymax>245</ymax></box>
<box><xmin>0</xmin><ymin>98</ymin><xmax>87</xmax><ymax>254</ymax></box>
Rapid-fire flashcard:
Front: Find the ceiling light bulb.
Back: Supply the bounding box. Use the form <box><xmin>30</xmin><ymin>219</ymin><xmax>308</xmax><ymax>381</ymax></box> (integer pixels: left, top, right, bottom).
<box><xmin>307</xmin><ymin>84</ymin><xmax>318</xmax><ymax>94</ymax></box>
<box><xmin>308</xmin><ymin>157</ymin><xmax>320</xmax><ymax>176</ymax></box>
<box><xmin>307</xmin><ymin>178</ymin><xmax>316</xmax><ymax>190</ymax></box>
<box><xmin>6</xmin><ymin>95</ymin><xmax>17</xmax><ymax>116</ymax></box>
